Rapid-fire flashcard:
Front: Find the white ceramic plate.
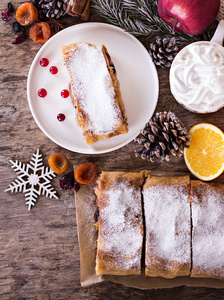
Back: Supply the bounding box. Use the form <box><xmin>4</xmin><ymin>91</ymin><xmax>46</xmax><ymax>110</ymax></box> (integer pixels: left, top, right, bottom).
<box><xmin>27</xmin><ymin>23</ymin><xmax>159</xmax><ymax>154</ymax></box>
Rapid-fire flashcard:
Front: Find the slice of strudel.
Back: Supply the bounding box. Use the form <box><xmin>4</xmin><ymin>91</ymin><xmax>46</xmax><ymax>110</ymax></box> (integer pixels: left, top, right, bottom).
<box><xmin>190</xmin><ymin>180</ymin><xmax>224</xmax><ymax>280</ymax></box>
<box><xmin>143</xmin><ymin>175</ymin><xmax>191</xmax><ymax>278</ymax></box>
<box><xmin>61</xmin><ymin>42</ymin><xmax>128</xmax><ymax>145</ymax></box>
<box><xmin>95</xmin><ymin>171</ymin><xmax>147</xmax><ymax>276</ymax></box>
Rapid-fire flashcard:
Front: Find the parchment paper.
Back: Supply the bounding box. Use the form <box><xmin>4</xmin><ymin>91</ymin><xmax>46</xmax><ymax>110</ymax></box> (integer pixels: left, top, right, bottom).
<box><xmin>75</xmin><ymin>184</ymin><xmax>224</xmax><ymax>289</ymax></box>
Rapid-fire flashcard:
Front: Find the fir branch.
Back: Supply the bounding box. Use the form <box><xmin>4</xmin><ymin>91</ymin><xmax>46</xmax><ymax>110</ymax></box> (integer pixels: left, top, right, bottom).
<box><xmin>92</xmin><ymin>0</ymin><xmax>213</xmax><ymax>46</ymax></box>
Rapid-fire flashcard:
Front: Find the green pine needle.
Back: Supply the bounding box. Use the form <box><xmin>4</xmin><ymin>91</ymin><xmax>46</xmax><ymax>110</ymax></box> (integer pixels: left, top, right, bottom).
<box><xmin>92</xmin><ymin>0</ymin><xmax>213</xmax><ymax>46</ymax></box>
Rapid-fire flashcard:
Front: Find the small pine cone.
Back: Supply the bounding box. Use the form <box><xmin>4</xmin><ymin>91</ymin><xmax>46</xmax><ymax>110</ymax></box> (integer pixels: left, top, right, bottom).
<box><xmin>149</xmin><ymin>37</ymin><xmax>179</xmax><ymax>68</ymax></box>
<box><xmin>42</xmin><ymin>0</ymin><xmax>69</xmax><ymax>19</ymax></box>
<box><xmin>134</xmin><ymin>111</ymin><xmax>190</xmax><ymax>162</ymax></box>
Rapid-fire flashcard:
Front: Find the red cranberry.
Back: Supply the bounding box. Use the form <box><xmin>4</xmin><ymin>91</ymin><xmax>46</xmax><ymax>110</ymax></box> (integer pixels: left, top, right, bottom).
<box><xmin>2</xmin><ymin>9</ymin><xmax>11</xmax><ymax>22</ymax></box>
<box><xmin>12</xmin><ymin>34</ymin><xmax>26</xmax><ymax>45</ymax></box>
<box><xmin>38</xmin><ymin>88</ymin><xmax>47</xmax><ymax>98</ymax></box>
<box><xmin>60</xmin><ymin>172</ymin><xmax>74</xmax><ymax>190</ymax></box>
<box><xmin>40</xmin><ymin>58</ymin><xmax>49</xmax><ymax>67</ymax></box>
<box><xmin>49</xmin><ymin>66</ymin><xmax>58</xmax><ymax>75</ymax></box>
<box><xmin>73</xmin><ymin>181</ymin><xmax>80</xmax><ymax>192</ymax></box>
<box><xmin>61</xmin><ymin>89</ymin><xmax>69</xmax><ymax>98</ymax></box>
<box><xmin>57</xmin><ymin>113</ymin><xmax>65</xmax><ymax>122</ymax></box>
<box><xmin>59</xmin><ymin>172</ymin><xmax>80</xmax><ymax>192</ymax></box>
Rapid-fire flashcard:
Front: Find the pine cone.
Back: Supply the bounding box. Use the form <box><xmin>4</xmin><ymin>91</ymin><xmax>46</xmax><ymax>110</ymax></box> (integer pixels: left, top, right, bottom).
<box><xmin>42</xmin><ymin>0</ymin><xmax>69</xmax><ymax>19</ymax></box>
<box><xmin>149</xmin><ymin>37</ymin><xmax>179</xmax><ymax>68</ymax></box>
<box><xmin>134</xmin><ymin>111</ymin><xmax>190</xmax><ymax>162</ymax></box>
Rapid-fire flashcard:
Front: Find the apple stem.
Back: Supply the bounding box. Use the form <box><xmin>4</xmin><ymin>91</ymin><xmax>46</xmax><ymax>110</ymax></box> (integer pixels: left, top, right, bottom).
<box><xmin>172</xmin><ymin>20</ymin><xmax>178</xmax><ymax>35</ymax></box>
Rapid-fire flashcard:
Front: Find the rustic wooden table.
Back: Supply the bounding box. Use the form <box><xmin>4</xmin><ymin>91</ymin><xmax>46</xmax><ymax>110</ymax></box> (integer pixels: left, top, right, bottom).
<box><xmin>1</xmin><ymin>0</ymin><xmax>224</xmax><ymax>299</ymax></box>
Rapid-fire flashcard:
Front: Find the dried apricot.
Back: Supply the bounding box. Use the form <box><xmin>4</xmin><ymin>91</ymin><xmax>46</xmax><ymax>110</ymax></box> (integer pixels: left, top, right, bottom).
<box><xmin>48</xmin><ymin>153</ymin><xmax>69</xmax><ymax>175</ymax></box>
<box><xmin>16</xmin><ymin>3</ymin><xmax>38</xmax><ymax>26</ymax></box>
<box><xmin>74</xmin><ymin>162</ymin><xmax>98</xmax><ymax>185</ymax></box>
<box><xmin>29</xmin><ymin>22</ymin><xmax>51</xmax><ymax>44</ymax></box>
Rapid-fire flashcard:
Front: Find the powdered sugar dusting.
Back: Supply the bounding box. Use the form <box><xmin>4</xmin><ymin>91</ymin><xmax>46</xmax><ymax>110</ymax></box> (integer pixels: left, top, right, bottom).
<box><xmin>66</xmin><ymin>43</ymin><xmax>119</xmax><ymax>134</ymax></box>
<box><xmin>98</xmin><ymin>181</ymin><xmax>143</xmax><ymax>271</ymax></box>
<box><xmin>191</xmin><ymin>182</ymin><xmax>224</xmax><ymax>278</ymax></box>
<box><xmin>143</xmin><ymin>180</ymin><xmax>191</xmax><ymax>270</ymax></box>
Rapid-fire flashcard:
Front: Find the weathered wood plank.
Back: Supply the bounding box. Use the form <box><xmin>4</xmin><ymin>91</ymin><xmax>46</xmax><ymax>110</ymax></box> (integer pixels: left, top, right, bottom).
<box><xmin>1</xmin><ymin>0</ymin><xmax>224</xmax><ymax>298</ymax></box>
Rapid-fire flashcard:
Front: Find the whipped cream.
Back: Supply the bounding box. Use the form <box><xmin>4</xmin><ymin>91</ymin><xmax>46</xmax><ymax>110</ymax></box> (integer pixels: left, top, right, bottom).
<box><xmin>170</xmin><ymin>42</ymin><xmax>224</xmax><ymax>113</ymax></box>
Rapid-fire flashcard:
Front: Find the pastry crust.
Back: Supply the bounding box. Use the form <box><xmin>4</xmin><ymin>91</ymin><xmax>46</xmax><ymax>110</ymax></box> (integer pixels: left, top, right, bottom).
<box><xmin>143</xmin><ymin>175</ymin><xmax>191</xmax><ymax>278</ymax></box>
<box><xmin>95</xmin><ymin>171</ymin><xmax>149</xmax><ymax>276</ymax></box>
<box><xmin>61</xmin><ymin>42</ymin><xmax>128</xmax><ymax>145</ymax></box>
<box><xmin>190</xmin><ymin>180</ymin><xmax>224</xmax><ymax>280</ymax></box>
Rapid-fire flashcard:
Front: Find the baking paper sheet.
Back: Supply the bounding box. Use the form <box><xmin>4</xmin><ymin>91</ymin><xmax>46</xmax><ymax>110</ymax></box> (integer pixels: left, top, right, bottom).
<box><xmin>75</xmin><ymin>183</ymin><xmax>224</xmax><ymax>289</ymax></box>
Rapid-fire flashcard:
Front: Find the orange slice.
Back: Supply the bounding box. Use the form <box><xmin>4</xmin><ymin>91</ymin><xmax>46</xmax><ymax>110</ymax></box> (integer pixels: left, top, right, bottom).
<box><xmin>184</xmin><ymin>123</ymin><xmax>224</xmax><ymax>181</ymax></box>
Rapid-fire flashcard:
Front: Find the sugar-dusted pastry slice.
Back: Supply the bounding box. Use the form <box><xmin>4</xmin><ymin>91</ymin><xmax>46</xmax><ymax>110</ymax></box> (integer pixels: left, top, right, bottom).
<box><xmin>143</xmin><ymin>175</ymin><xmax>191</xmax><ymax>278</ymax></box>
<box><xmin>190</xmin><ymin>180</ymin><xmax>224</xmax><ymax>280</ymax></box>
<box><xmin>61</xmin><ymin>42</ymin><xmax>128</xmax><ymax>145</ymax></box>
<box><xmin>95</xmin><ymin>171</ymin><xmax>148</xmax><ymax>276</ymax></box>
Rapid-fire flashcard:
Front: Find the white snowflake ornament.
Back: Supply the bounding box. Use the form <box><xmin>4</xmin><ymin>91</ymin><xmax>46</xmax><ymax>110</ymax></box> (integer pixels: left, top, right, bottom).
<box><xmin>5</xmin><ymin>148</ymin><xmax>58</xmax><ymax>211</ymax></box>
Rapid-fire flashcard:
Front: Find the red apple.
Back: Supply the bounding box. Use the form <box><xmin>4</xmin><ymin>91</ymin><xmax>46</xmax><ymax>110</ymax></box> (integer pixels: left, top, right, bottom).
<box><xmin>158</xmin><ymin>0</ymin><xmax>220</xmax><ymax>35</ymax></box>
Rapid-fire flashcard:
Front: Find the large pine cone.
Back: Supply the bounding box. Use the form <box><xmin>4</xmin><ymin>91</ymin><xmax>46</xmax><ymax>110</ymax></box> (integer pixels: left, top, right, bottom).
<box><xmin>149</xmin><ymin>37</ymin><xmax>179</xmax><ymax>68</ymax></box>
<box><xmin>134</xmin><ymin>111</ymin><xmax>190</xmax><ymax>162</ymax></box>
<box><xmin>42</xmin><ymin>0</ymin><xmax>69</xmax><ymax>19</ymax></box>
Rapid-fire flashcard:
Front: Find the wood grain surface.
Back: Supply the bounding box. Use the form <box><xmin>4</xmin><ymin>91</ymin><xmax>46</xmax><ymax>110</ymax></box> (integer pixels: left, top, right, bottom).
<box><xmin>1</xmin><ymin>1</ymin><xmax>224</xmax><ymax>299</ymax></box>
